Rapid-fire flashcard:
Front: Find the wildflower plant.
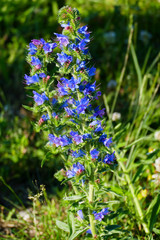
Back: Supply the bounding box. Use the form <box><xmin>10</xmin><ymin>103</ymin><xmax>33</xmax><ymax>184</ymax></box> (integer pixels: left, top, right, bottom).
<box><xmin>24</xmin><ymin>6</ymin><xmax>124</xmax><ymax>239</ymax></box>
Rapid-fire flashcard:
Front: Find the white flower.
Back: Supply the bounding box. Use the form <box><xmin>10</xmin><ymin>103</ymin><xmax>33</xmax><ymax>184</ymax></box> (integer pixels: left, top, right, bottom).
<box><xmin>154</xmin><ymin>131</ymin><xmax>160</xmax><ymax>141</ymax></box>
<box><xmin>155</xmin><ymin>157</ymin><xmax>160</xmax><ymax>172</ymax></box>
<box><xmin>152</xmin><ymin>173</ymin><xmax>160</xmax><ymax>185</ymax></box>
<box><xmin>112</xmin><ymin>112</ymin><xmax>121</xmax><ymax>121</ymax></box>
<box><xmin>18</xmin><ymin>209</ymin><xmax>30</xmax><ymax>221</ymax></box>
<box><xmin>104</xmin><ymin>31</ymin><xmax>116</xmax><ymax>44</ymax></box>
<box><xmin>107</xmin><ymin>79</ymin><xmax>117</xmax><ymax>88</ymax></box>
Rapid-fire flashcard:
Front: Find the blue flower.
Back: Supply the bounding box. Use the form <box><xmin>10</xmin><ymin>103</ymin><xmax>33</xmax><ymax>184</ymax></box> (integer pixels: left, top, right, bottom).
<box><xmin>41</xmin><ymin>114</ymin><xmax>50</xmax><ymax>121</ymax></box>
<box><xmin>24</xmin><ymin>74</ymin><xmax>39</xmax><ymax>85</ymax></box>
<box><xmin>48</xmin><ymin>134</ymin><xmax>72</xmax><ymax>147</ymax></box>
<box><xmin>72</xmin><ymin>149</ymin><xmax>86</xmax><ymax>158</ymax></box>
<box><xmin>103</xmin><ymin>152</ymin><xmax>115</xmax><ymax>164</ymax></box>
<box><xmin>60</xmin><ymin>21</ymin><xmax>70</xmax><ymax>28</ymax></box>
<box><xmin>70</xmin><ymin>39</ymin><xmax>89</xmax><ymax>53</ymax></box>
<box><xmin>89</xmin><ymin>120</ymin><xmax>100</xmax><ymax>127</ymax></box>
<box><xmin>65</xmin><ymin>107</ymin><xmax>76</xmax><ymax>116</ymax></box>
<box><xmin>54</xmin><ymin>33</ymin><xmax>69</xmax><ymax>47</ymax></box>
<box><xmin>90</xmin><ymin>149</ymin><xmax>99</xmax><ymax>159</ymax></box>
<box><xmin>48</xmin><ymin>134</ymin><xmax>60</xmax><ymax>147</ymax></box>
<box><xmin>52</xmin><ymin>98</ymin><xmax>57</xmax><ymax>105</ymax></box>
<box><xmin>83</xmin><ymin>133</ymin><xmax>92</xmax><ymax>140</ymax></box>
<box><xmin>78</xmin><ymin>26</ymin><xmax>90</xmax><ymax>39</ymax></box>
<box><xmin>101</xmin><ymin>208</ymin><xmax>109</xmax><ymax>215</ymax></box>
<box><xmin>93</xmin><ymin>212</ymin><xmax>104</xmax><ymax>221</ymax></box>
<box><xmin>76</xmin><ymin>60</ymin><xmax>86</xmax><ymax>71</ymax></box>
<box><xmin>66</xmin><ymin>162</ymin><xmax>85</xmax><ymax>178</ymax></box>
<box><xmin>88</xmin><ymin>67</ymin><xmax>96</xmax><ymax>76</ymax></box>
<box><xmin>57</xmin><ymin>52</ymin><xmax>73</xmax><ymax>65</ymax></box>
<box><xmin>28</xmin><ymin>43</ymin><xmax>37</xmax><ymax>55</ymax></box>
<box><xmin>99</xmin><ymin>134</ymin><xmax>107</xmax><ymax>143</ymax></box>
<box><xmin>60</xmin><ymin>135</ymin><xmax>72</xmax><ymax>146</ymax></box>
<box><xmin>93</xmin><ymin>106</ymin><xmax>105</xmax><ymax>118</ymax></box>
<box><xmin>83</xmin><ymin>82</ymin><xmax>96</xmax><ymax>95</ymax></box>
<box><xmin>90</xmin><ymin>120</ymin><xmax>103</xmax><ymax>132</ymax></box>
<box><xmin>104</xmin><ymin>137</ymin><xmax>112</xmax><ymax>147</ymax></box>
<box><xmin>76</xmin><ymin>97</ymin><xmax>89</xmax><ymax>114</ymax></box>
<box><xmin>95</xmin><ymin>123</ymin><xmax>103</xmax><ymax>132</ymax></box>
<box><xmin>33</xmin><ymin>91</ymin><xmax>49</xmax><ymax>105</ymax></box>
<box><xmin>77</xmin><ymin>210</ymin><xmax>84</xmax><ymax>219</ymax></box>
<box><xmin>31</xmin><ymin>38</ymin><xmax>45</xmax><ymax>46</ymax></box>
<box><xmin>43</xmin><ymin>42</ymin><xmax>57</xmax><ymax>53</ymax></box>
<box><xmin>52</xmin><ymin>112</ymin><xmax>57</xmax><ymax>117</ymax></box>
<box><xmin>31</xmin><ymin>57</ymin><xmax>42</xmax><ymax>68</ymax></box>
<box><xmin>66</xmin><ymin>170</ymin><xmax>76</xmax><ymax>178</ymax></box>
<box><xmin>60</xmin><ymin>100</ymin><xmax>68</xmax><ymax>108</ymax></box>
<box><xmin>70</xmin><ymin>131</ymin><xmax>83</xmax><ymax>144</ymax></box>
<box><xmin>39</xmin><ymin>73</ymin><xmax>46</xmax><ymax>78</ymax></box>
<box><xmin>93</xmin><ymin>208</ymin><xmax>109</xmax><ymax>221</ymax></box>
<box><xmin>86</xmin><ymin>229</ymin><xmax>92</xmax><ymax>234</ymax></box>
<box><xmin>57</xmin><ymin>82</ymin><xmax>68</xmax><ymax>96</ymax></box>
<box><xmin>73</xmin><ymin>162</ymin><xmax>85</xmax><ymax>173</ymax></box>
<box><xmin>61</xmin><ymin>77</ymin><xmax>80</xmax><ymax>91</ymax></box>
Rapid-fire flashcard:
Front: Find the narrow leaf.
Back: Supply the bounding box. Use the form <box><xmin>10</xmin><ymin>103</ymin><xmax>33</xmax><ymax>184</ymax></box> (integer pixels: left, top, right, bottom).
<box><xmin>124</xmin><ymin>136</ymin><xmax>151</xmax><ymax>149</ymax></box>
<box><xmin>149</xmin><ymin>193</ymin><xmax>160</xmax><ymax>231</ymax></box>
<box><xmin>22</xmin><ymin>104</ymin><xmax>33</xmax><ymax>111</ymax></box>
<box><xmin>105</xmin><ymin>224</ymin><xmax>121</xmax><ymax>231</ymax></box>
<box><xmin>56</xmin><ymin>220</ymin><xmax>70</xmax><ymax>233</ymax></box>
<box><xmin>69</xmin><ymin>228</ymin><xmax>88</xmax><ymax>240</ymax></box>
<box><xmin>64</xmin><ymin>195</ymin><xmax>84</xmax><ymax>201</ymax></box>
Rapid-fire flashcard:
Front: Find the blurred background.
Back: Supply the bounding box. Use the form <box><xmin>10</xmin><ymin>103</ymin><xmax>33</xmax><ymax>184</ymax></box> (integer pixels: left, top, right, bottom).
<box><xmin>0</xmin><ymin>0</ymin><xmax>160</xmax><ymax>208</ymax></box>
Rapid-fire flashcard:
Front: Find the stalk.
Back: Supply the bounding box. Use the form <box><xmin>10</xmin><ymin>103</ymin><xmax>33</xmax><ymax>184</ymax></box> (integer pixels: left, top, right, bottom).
<box><xmin>88</xmin><ymin>183</ymin><xmax>97</xmax><ymax>238</ymax></box>
<box><xmin>111</xmin><ymin>22</ymin><xmax>133</xmax><ymax>115</ymax></box>
<box><xmin>118</xmin><ymin>161</ymin><xmax>150</xmax><ymax>234</ymax></box>
<box><xmin>45</xmin><ymin>106</ymin><xmax>52</xmax><ymax>120</ymax></box>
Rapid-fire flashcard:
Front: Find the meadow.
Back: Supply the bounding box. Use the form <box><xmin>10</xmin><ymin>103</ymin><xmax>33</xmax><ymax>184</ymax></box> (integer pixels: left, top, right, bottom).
<box><xmin>0</xmin><ymin>0</ymin><xmax>160</xmax><ymax>239</ymax></box>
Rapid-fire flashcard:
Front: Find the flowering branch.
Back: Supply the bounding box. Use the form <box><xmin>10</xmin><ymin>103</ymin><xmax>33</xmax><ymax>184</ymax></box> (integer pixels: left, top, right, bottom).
<box><xmin>24</xmin><ymin>6</ymin><xmax>120</xmax><ymax>239</ymax></box>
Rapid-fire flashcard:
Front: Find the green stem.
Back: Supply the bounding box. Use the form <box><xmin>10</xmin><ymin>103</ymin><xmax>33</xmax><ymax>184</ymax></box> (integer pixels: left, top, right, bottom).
<box><xmin>45</xmin><ymin>106</ymin><xmax>52</xmax><ymax>120</ymax></box>
<box><xmin>73</xmin><ymin>185</ymin><xmax>79</xmax><ymax>195</ymax></box>
<box><xmin>118</xmin><ymin>161</ymin><xmax>150</xmax><ymax>234</ymax></box>
<box><xmin>88</xmin><ymin>183</ymin><xmax>96</xmax><ymax>238</ymax></box>
<box><xmin>111</xmin><ymin>24</ymin><xmax>133</xmax><ymax>115</ymax></box>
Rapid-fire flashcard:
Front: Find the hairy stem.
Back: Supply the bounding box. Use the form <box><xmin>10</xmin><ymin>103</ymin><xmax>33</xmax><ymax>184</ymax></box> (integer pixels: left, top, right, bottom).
<box><xmin>88</xmin><ymin>183</ymin><xmax>96</xmax><ymax>238</ymax></box>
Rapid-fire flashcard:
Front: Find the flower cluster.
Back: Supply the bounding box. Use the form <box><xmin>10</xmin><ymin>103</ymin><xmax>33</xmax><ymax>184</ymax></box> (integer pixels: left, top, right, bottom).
<box><xmin>24</xmin><ymin>6</ymin><xmax>117</xmax><ymax>238</ymax></box>
<box><xmin>93</xmin><ymin>208</ymin><xmax>109</xmax><ymax>221</ymax></box>
<box><xmin>66</xmin><ymin>162</ymin><xmax>85</xmax><ymax>178</ymax></box>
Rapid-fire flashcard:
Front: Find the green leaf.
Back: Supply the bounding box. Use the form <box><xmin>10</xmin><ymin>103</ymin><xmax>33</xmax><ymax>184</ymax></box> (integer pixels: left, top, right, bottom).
<box><xmin>105</xmin><ymin>225</ymin><xmax>121</xmax><ymax>231</ymax></box>
<box><xmin>41</xmin><ymin>152</ymin><xmax>50</xmax><ymax>167</ymax></box>
<box><xmin>149</xmin><ymin>193</ymin><xmax>160</xmax><ymax>231</ymax></box>
<box><xmin>153</xmin><ymin>228</ymin><xmax>160</xmax><ymax>235</ymax></box>
<box><xmin>146</xmin><ymin>194</ymin><xmax>160</xmax><ymax>216</ymax></box>
<box><xmin>147</xmin><ymin>149</ymin><xmax>160</xmax><ymax>159</ymax></box>
<box><xmin>103</xmin><ymin>186</ymin><xmax>123</xmax><ymax>196</ymax></box>
<box><xmin>131</xmin><ymin>44</ymin><xmax>142</xmax><ymax>89</ymax></box>
<box><xmin>69</xmin><ymin>228</ymin><xmax>88</xmax><ymax>240</ymax></box>
<box><xmin>64</xmin><ymin>195</ymin><xmax>84</xmax><ymax>201</ymax></box>
<box><xmin>56</xmin><ymin>220</ymin><xmax>70</xmax><ymax>233</ymax></box>
<box><xmin>68</xmin><ymin>212</ymin><xmax>75</xmax><ymax>236</ymax></box>
<box><xmin>22</xmin><ymin>105</ymin><xmax>33</xmax><ymax>111</ymax></box>
<box><xmin>54</xmin><ymin>170</ymin><xmax>65</xmax><ymax>181</ymax></box>
<box><xmin>124</xmin><ymin>136</ymin><xmax>151</xmax><ymax>149</ymax></box>
<box><xmin>118</xmin><ymin>157</ymin><xmax>127</xmax><ymax>162</ymax></box>
<box><xmin>132</xmin><ymin>165</ymin><xmax>144</xmax><ymax>183</ymax></box>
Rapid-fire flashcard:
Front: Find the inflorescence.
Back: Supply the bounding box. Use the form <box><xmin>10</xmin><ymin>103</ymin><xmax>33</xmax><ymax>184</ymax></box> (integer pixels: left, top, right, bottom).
<box><xmin>24</xmin><ymin>6</ymin><xmax>116</xmax><ymax>237</ymax></box>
